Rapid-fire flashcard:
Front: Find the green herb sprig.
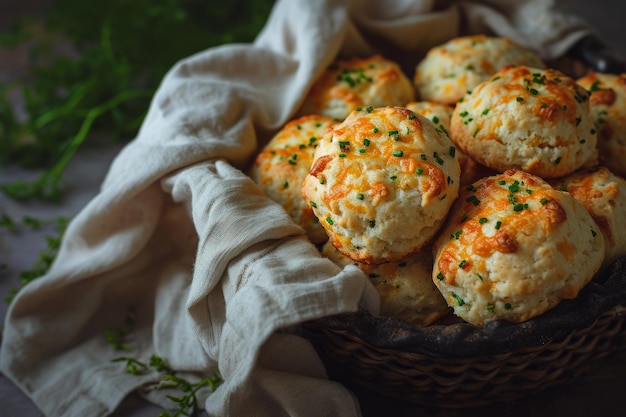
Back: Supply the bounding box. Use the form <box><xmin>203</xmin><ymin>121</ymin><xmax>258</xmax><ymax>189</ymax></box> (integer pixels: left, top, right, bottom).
<box><xmin>1</xmin><ymin>214</ymin><xmax>69</xmax><ymax>304</ymax></box>
<box><xmin>105</xmin><ymin>307</ymin><xmax>223</xmax><ymax>417</ymax></box>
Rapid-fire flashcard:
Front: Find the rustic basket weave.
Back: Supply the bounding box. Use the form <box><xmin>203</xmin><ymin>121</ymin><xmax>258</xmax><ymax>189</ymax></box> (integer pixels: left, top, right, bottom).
<box><xmin>303</xmin><ymin>258</ymin><xmax>626</xmax><ymax>408</ymax></box>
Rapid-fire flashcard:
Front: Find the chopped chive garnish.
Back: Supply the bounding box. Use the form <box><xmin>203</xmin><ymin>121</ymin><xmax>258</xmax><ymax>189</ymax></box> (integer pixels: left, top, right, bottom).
<box><xmin>465</xmin><ymin>195</ymin><xmax>480</xmax><ymax>206</ymax></box>
<box><xmin>408</xmin><ymin>113</ymin><xmax>416</xmax><ymax>120</ymax></box>
<box><xmin>508</xmin><ymin>181</ymin><xmax>520</xmax><ymax>193</ymax></box>
<box><xmin>338</xmin><ymin>153</ymin><xmax>346</xmax><ymax>158</ymax></box>
<box><xmin>393</xmin><ymin>150</ymin><xmax>404</xmax><ymax>157</ymax></box>
<box><xmin>482</xmin><ymin>108</ymin><xmax>490</xmax><ymax>116</ymax></box>
<box><xmin>437</xmin><ymin>272</ymin><xmax>445</xmax><ymax>281</ymax></box>
<box><xmin>449</xmin><ymin>146</ymin><xmax>456</xmax><ymax>157</ymax></box>
<box><xmin>366</xmin><ymin>106</ymin><xmax>374</xmax><ymax>113</ymax></box>
<box><xmin>540</xmin><ymin>198</ymin><xmax>548</xmax><ymax>205</ymax></box>
<box><xmin>363</xmin><ymin>138</ymin><xmax>370</xmax><ymax>146</ymax></box>
<box><xmin>487</xmin><ymin>304</ymin><xmax>495</xmax><ymax>311</ymax></box>
<box><xmin>460</xmin><ymin>111</ymin><xmax>469</xmax><ymax>117</ymax></box>
<box><xmin>516</xmin><ymin>97</ymin><xmax>524</xmax><ymax>102</ymax></box>
<box><xmin>451</xmin><ymin>293</ymin><xmax>465</xmax><ymax>306</ymax></box>
<box><xmin>368</xmin><ymin>220</ymin><xmax>376</xmax><ymax>228</ymax></box>
<box><xmin>466</xmin><ymin>184</ymin><xmax>476</xmax><ymax>192</ymax></box>
<box><xmin>479</xmin><ymin>217</ymin><xmax>488</xmax><ymax>224</ymax></box>
<box><xmin>504</xmin><ymin>302</ymin><xmax>512</xmax><ymax>310</ymax></box>
<box><xmin>356</xmin><ymin>193</ymin><xmax>364</xmax><ymax>200</ymax></box>
<box><xmin>416</xmin><ymin>168</ymin><xmax>424</xmax><ymax>175</ymax></box>
<box><xmin>495</xmin><ymin>220</ymin><xmax>502</xmax><ymax>230</ymax></box>
<box><xmin>326</xmin><ymin>216</ymin><xmax>334</xmax><ymax>225</ymax></box>
<box><xmin>310</xmin><ymin>201</ymin><xmax>317</xmax><ymax>208</ymax></box>
<box><xmin>372</xmin><ymin>127</ymin><xmax>379</xmax><ymax>133</ymax></box>
<box><xmin>432</xmin><ymin>116</ymin><xmax>440</xmax><ymax>124</ymax></box>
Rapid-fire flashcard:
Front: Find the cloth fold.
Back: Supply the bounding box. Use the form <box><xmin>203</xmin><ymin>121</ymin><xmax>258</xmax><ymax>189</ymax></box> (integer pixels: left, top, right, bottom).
<box><xmin>0</xmin><ymin>1</ymin><xmax>593</xmax><ymax>416</ymax></box>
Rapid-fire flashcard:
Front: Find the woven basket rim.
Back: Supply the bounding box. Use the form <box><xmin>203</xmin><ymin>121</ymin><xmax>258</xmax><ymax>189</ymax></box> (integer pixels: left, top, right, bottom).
<box><xmin>316</xmin><ymin>257</ymin><xmax>626</xmax><ymax>358</ymax></box>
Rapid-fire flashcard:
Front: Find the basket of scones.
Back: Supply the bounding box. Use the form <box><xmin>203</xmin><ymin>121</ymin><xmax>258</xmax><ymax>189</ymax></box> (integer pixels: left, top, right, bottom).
<box><xmin>248</xmin><ymin>35</ymin><xmax>626</xmax><ymax>407</ymax></box>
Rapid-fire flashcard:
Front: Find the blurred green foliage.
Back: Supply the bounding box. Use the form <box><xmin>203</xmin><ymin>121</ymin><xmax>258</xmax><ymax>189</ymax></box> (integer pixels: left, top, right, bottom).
<box><xmin>0</xmin><ymin>0</ymin><xmax>275</xmax><ymax>201</ymax></box>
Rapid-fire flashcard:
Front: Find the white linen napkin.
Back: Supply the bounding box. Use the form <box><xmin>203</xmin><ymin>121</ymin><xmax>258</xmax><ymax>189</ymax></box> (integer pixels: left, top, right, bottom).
<box><xmin>0</xmin><ymin>1</ymin><xmax>592</xmax><ymax>416</ymax></box>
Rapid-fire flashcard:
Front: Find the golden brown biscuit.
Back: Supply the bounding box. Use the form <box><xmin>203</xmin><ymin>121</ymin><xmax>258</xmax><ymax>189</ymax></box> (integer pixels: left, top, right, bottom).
<box><xmin>302</xmin><ymin>106</ymin><xmax>461</xmax><ymax>264</ymax></box>
<box><xmin>551</xmin><ymin>167</ymin><xmax>626</xmax><ymax>269</ymax></box>
<box><xmin>450</xmin><ymin>65</ymin><xmax>598</xmax><ymax>179</ymax></box>
<box><xmin>432</xmin><ymin>170</ymin><xmax>605</xmax><ymax>326</ymax></box>
<box><xmin>576</xmin><ymin>72</ymin><xmax>626</xmax><ymax>178</ymax></box>
<box><xmin>414</xmin><ymin>35</ymin><xmax>545</xmax><ymax>105</ymax></box>
<box><xmin>249</xmin><ymin>114</ymin><xmax>336</xmax><ymax>245</ymax></box>
<box><xmin>298</xmin><ymin>55</ymin><xmax>415</xmax><ymax>121</ymax></box>
<box><xmin>321</xmin><ymin>242</ymin><xmax>450</xmax><ymax>326</ymax></box>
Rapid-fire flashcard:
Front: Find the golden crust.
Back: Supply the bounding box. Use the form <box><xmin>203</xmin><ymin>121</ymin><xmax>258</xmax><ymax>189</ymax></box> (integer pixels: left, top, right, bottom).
<box><xmin>576</xmin><ymin>72</ymin><xmax>626</xmax><ymax>178</ymax></box>
<box><xmin>298</xmin><ymin>55</ymin><xmax>415</xmax><ymax>121</ymax></box>
<box><xmin>450</xmin><ymin>65</ymin><xmax>598</xmax><ymax>179</ymax></box>
<box><xmin>414</xmin><ymin>35</ymin><xmax>545</xmax><ymax>105</ymax></box>
<box><xmin>249</xmin><ymin>114</ymin><xmax>337</xmax><ymax>244</ymax></box>
<box><xmin>552</xmin><ymin>167</ymin><xmax>626</xmax><ymax>269</ymax></box>
<box><xmin>432</xmin><ymin>170</ymin><xmax>605</xmax><ymax>326</ymax></box>
<box><xmin>321</xmin><ymin>242</ymin><xmax>450</xmax><ymax>326</ymax></box>
<box><xmin>302</xmin><ymin>106</ymin><xmax>461</xmax><ymax>264</ymax></box>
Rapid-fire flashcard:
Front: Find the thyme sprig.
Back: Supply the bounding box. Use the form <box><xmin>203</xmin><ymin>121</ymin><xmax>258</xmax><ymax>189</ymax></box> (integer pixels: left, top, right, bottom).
<box><xmin>106</xmin><ymin>308</ymin><xmax>222</xmax><ymax>416</ymax></box>
<box><xmin>1</xmin><ymin>214</ymin><xmax>69</xmax><ymax>303</ymax></box>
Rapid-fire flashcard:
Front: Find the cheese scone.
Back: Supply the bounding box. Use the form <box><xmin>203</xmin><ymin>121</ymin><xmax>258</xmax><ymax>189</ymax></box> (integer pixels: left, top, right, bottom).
<box><xmin>405</xmin><ymin>100</ymin><xmax>495</xmax><ymax>187</ymax></box>
<box><xmin>552</xmin><ymin>167</ymin><xmax>626</xmax><ymax>269</ymax></box>
<box><xmin>576</xmin><ymin>72</ymin><xmax>626</xmax><ymax>178</ymax></box>
<box><xmin>321</xmin><ymin>242</ymin><xmax>450</xmax><ymax>326</ymax></box>
<box><xmin>432</xmin><ymin>170</ymin><xmax>605</xmax><ymax>326</ymax></box>
<box><xmin>298</xmin><ymin>55</ymin><xmax>415</xmax><ymax>121</ymax></box>
<box><xmin>302</xmin><ymin>106</ymin><xmax>461</xmax><ymax>264</ymax></box>
<box><xmin>450</xmin><ymin>66</ymin><xmax>598</xmax><ymax>179</ymax></box>
<box><xmin>414</xmin><ymin>35</ymin><xmax>545</xmax><ymax>105</ymax></box>
<box><xmin>249</xmin><ymin>114</ymin><xmax>336</xmax><ymax>245</ymax></box>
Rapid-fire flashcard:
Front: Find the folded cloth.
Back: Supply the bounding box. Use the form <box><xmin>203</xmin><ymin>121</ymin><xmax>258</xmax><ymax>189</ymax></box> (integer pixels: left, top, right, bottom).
<box><xmin>0</xmin><ymin>0</ymin><xmax>593</xmax><ymax>416</ymax></box>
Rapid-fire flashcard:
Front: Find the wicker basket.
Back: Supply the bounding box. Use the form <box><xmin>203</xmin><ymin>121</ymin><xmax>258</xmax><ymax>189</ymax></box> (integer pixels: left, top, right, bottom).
<box><xmin>303</xmin><ymin>258</ymin><xmax>626</xmax><ymax>408</ymax></box>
